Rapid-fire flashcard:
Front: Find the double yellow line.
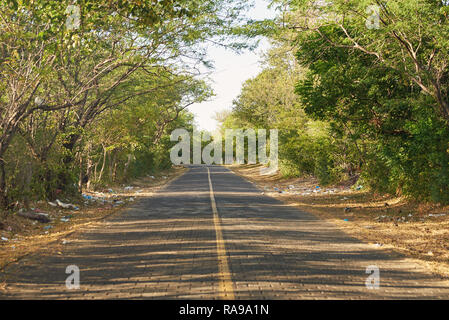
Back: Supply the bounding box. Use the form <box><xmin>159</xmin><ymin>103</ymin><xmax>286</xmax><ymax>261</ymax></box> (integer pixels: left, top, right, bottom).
<box><xmin>207</xmin><ymin>167</ymin><xmax>235</xmax><ymax>300</ymax></box>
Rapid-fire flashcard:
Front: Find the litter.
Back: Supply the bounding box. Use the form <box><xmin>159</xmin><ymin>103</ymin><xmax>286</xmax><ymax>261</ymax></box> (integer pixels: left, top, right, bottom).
<box><xmin>1</xmin><ymin>237</ymin><xmax>8</xmax><ymax>241</ymax></box>
<box><xmin>18</xmin><ymin>211</ymin><xmax>51</xmax><ymax>223</ymax></box>
<box><xmin>374</xmin><ymin>243</ymin><xmax>383</xmax><ymax>247</ymax></box>
<box><xmin>343</xmin><ymin>219</ymin><xmax>349</xmax><ymax>222</ymax></box>
<box><xmin>429</xmin><ymin>214</ymin><xmax>446</xmax><ymax>217</ymax></box>
<box><xmin>48</xmin><ymin>201</ymin><xmax>58</xmax><ymax>207</ymax></box>
<box><xmin>43</xmin><ymin>226</ymin><xmax>53</xmax><ymax>230</ymax></box>
<box><xmin>124</xmin><ymin>186</ymin><xmax>134</xmax><ymax>191</ymax></box>
<box><xmin>56</xmin><ymin>199</ymin><xmax>79</xmax><ymax>210</ymax></box>
<box><xmin>60</xmin><ymin>218</ymin><xmax>70</xmax><ymax>222</ymax></box>
<box><xmin>356</xmin><ymin>185</ymin><xmax>363</xmax><ymax>190</ymax></box>
<box><xmin>82</xmin><ymin>194</ymin><xmax>93</xmax><ymax>200</ymax></box>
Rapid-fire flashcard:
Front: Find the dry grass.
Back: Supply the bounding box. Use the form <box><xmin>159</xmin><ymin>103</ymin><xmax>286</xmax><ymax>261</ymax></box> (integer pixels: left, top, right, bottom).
<box><xmin>230</xmin><ymin>164</ymin><xmax>449</xmax><ymax>278</ymax></box>
<box><xmin>0</xmin><ymin>166</ymin><xmax>187</xmax><ymax>272</ymax></box>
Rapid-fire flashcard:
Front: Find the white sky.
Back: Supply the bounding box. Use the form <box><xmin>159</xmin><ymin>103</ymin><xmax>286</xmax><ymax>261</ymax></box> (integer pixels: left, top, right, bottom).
<box><xmin>188</xmin><ymin>0</ymin><xmax>277</xmax><ymax>132</ymax></box>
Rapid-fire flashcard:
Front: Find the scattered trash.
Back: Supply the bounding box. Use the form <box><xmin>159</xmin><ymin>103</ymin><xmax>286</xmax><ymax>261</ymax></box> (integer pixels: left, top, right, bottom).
<box><xmin>43</xmin><ymin>225</ymin><xmax>53</xmax><ymax>230</ymax></box>
<box><xmin>428</xmin><ymin>251</ymin><xmax>434</xmax><ymax>256</ymax></box>
<box><xmin>429</xmin><ymin>214</ymin><xmax>447</xmax><ymax>217</ymax></box>
<box><xmin>1</xmin><ymin>237</ymin><xmax>8</xmax><ymax>241</ymax></box>
<box><xmin>356</xmin><ymin>185</ymin><xmax>363</xmax><ymax>191</ymax></box>
<box><xmin>124</xmin><ymin>186</ymin><xmax>134</xmax><ymax>191</ymax></box>
<box><xmin>343</xmin><ymin>219</ymin><xmax>349</xmax><ymax>222</ymax></box>
<box><xmin>18</xmin><ymin>211</ymin><xmax>51</xmax><ymax>223</ymax></box>
<box><xmin>341</xmin><ymin>197</ymin><xmax>349</xmax><ymax>201</ymax></box>
<box><xmin>48</xmin><ymin>201</ymin><xmax>57</xmax><ymax>207</ymax></box>
<box><xmin>135</xmin><ymin>190</ymin><xmax>143</xmax><ymax>194</ymax></box>
<box><xmin>56</xmin><ymin>199</ymin><xmax>79</xmax><ymax>210</ymax></box>
<box><xmin>82</xmin><ymin>194</ymin><xmax>93</xmax><ymax>200</ymax></box>
<box><xmin>149</xmin><ymin>176</ymin><xmax>155</xmax><ymax>179</ymax></box>
<box><xmin>128</xmin><ymin>197</ymin><xmax>135</xmax><ymax>202</ymax></box>
<box><xmin>374</xmin><ymin>243</ymin><xmax>383</xmax><ymax>247</ymax></box>
<box><xmin>60</xmin><ymin>218</ymin><xmax>70</xmax><ymax>223</ymax></box>
<box><xmin>344</xmin><ymin>207</ymin><xmax>352</xmax><ymax>213</ymax></box>
<box><xmin>364</xmin><ymin>226</ymin><xmax>375</xmax><ymax>229</ymax></box>
<box><xmin>62</xmin><ymin>240</ymin><xmax>69</xmax><ymax>245</ymax></box>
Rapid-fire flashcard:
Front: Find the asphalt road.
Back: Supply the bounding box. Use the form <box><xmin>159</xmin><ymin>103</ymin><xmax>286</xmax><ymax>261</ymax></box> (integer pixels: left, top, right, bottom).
<box><xmin>1</xmin><ymin>165</ymin><xmax>449</xmax><ymax>299</ymax></box>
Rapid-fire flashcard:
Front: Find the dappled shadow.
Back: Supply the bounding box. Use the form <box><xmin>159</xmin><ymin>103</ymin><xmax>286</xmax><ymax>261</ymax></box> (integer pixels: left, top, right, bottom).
<box><xmin>1</xmin><ymin>166</ymin><xmax>449</xmax><ymax>299</ymax></box>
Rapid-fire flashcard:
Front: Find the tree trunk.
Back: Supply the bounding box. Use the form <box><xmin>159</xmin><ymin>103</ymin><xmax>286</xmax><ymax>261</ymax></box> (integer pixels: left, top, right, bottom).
<box><xmin>78</xmin><ymin>154</ymin><xmax>83</xmax><ymax>194</ymax></box>
<box><xmin>86</xmin><ymin>144</ymin><xmax>93</xmax><ymax>191</ymax></box>
<box><xmin>0</xmin><ymin>159</ymin><xmax>7</xmax><ymax>210</ymax></box>
<box><xmin>98</xmin><ymin>146</ymin><xmax>107</xmax><ymax>183</ymax></box>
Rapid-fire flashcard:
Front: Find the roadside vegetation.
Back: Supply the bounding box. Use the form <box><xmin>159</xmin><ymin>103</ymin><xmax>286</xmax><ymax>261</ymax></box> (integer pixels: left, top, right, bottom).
<box><xmin>220</xmin><ymin>0</ymin><xmax>449</xmax><ymax>204</ymax></box>
<box><xmin>0</xmin><ymin>0</ymin><xmax>262</xmax><ymax>217</ymax></box>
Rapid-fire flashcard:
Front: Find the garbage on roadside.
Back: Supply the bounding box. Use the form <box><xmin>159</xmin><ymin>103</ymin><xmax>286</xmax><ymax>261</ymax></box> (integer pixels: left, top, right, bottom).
<box><xmin>43</xmin><ymin>225</ymin><xmax>53</xmax><ymax>230</ymax></box>
<box><xmin>18</xmin><ymin>211</ymin><xmax>51</xmax><ymax>223</ymax></box>
<box><xmin>1</xmin><ymin>237</ymin><xmax>8</xmax><ymax>241</ymax></box>
<box><xmin>56</xmin><ymin>199</ymin><xmax>79</xmax><ymax>210</ymax></box>
<box><xmin>124</xmin><ymin>186</ymin><xmax>134</xmax><ymax>191</ymax></box>
<box><xmin>82</xmin><ymin>194</ymin><xmax>93</xmax><ymax>200</ymax></box>
<box><xmin>428</xmin><ymin>213</ymin><xmax>446</xmax><ymax>217</ymax></box>
<box><xmin>374</xmin><ymin>243</ymin><xmax>383</xmax><ymax>247</ymax></box>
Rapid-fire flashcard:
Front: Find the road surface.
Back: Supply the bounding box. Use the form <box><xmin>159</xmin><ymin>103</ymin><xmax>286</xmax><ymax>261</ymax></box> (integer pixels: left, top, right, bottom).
<box><xmin>1</xmin><ymin>166</ymin><xmax>449</xmax><ymax>299</ymax></box>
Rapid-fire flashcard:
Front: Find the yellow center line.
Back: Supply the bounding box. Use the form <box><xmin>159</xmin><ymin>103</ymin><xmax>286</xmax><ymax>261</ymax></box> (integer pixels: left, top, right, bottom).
<box><xmin>207</xmin><ymin>167</ymin><xmax>235</xmax><ymax>300</ymax></box>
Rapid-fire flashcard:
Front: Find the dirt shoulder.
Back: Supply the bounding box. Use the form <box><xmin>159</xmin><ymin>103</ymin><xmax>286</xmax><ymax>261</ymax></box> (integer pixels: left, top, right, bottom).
<box><xmin>0</xmin><ymin>166</ymin><xmax>187</xmax><ymax>277</ymax></box>
<box><xmin>229</xmin><ymin>164</ymin><xmax>449</xmax><ymax>278</ymax></box>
